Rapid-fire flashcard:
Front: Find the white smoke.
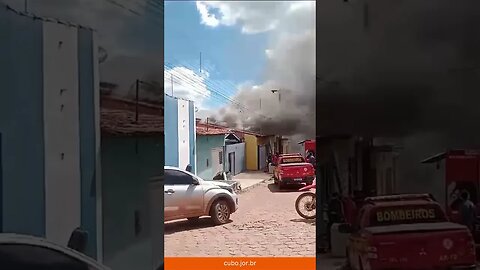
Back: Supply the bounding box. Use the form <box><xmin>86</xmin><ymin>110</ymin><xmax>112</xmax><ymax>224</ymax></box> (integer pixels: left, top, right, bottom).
<box><xmin>196</xmin><ymin>1</ymin><xmax>316</xmax><ymax>139</ymax></box>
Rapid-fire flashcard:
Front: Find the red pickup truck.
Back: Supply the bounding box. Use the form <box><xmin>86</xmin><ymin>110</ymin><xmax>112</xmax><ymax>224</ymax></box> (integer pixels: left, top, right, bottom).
<box><xmin>273</xmin><ymin>155</ymin><xmax>315</xmax><ymax>189</ymax></box>
<box><xmin>340</xmin><ymin>194</ymin><xmax>476</xmax><ymax>270</ymax></box>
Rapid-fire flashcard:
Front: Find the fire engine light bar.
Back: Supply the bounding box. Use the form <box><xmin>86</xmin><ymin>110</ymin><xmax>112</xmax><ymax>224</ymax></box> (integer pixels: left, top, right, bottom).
<box><xmin>365</xmin><ymin>193</ymin><xmax>435</xmax><ymax>202</ymax></box>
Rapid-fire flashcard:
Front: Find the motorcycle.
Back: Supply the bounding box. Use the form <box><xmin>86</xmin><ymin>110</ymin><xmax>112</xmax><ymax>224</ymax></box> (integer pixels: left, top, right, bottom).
<box><xmin>295</xmin><ymin>178</ymin><xmax>316</xmax><ymax>219</ymax></box>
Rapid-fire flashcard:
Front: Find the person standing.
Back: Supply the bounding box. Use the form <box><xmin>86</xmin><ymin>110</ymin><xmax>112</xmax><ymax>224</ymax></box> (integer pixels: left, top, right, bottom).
<box><xmin>460</xmin><ymin>191</ymin><xmax>476</xmax><ymax>234</ymax></box>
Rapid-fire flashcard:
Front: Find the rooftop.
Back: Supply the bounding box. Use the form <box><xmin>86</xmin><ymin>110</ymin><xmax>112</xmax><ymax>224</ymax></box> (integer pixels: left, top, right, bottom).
<box><xmin>101</xmin><ymin>95</ymin><xmax>163</xmax><ymax>136</ymax></box>
<box><xmin>195</xmin><ymin>119</ymin><xmax>271</xmax><ymax>137</ymax></box>
<box><xmin>196</xmin><ymin>122</ymin><xmax>230</xmax><ymax>136</ymax></box>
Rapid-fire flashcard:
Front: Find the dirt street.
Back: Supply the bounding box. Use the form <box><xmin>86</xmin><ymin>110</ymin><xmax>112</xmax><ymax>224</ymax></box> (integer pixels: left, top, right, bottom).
<box><xmin>164</xmin><ymin>179</ymin><xmax>316</xmax><ymax>257</ymax></box>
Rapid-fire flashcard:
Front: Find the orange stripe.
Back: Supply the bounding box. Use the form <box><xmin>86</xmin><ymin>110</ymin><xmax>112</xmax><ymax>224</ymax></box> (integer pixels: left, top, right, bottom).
<box><xmin>164</xmin><ymin>257</ymin><xmax>316</xmax><ymax>270</ymax></box>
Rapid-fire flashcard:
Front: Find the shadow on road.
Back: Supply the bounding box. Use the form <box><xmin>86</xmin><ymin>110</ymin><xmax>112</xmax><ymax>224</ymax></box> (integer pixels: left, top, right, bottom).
<box><xmin>290</xmin><ymin>218</ymin><xmax>316</xmax><ymax>225</ymax></box>
<box><xmin>267</xmin><ymin>183</ymin><xmax>303</xmax><ymax>193</ymax></box>
<box><xmin>164</xmin><ymin>217</ymin><xmax>232</xmax><ymax>235</ymax></box>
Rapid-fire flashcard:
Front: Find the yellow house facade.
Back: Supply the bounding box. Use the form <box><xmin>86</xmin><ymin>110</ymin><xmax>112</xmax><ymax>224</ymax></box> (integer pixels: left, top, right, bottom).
<box><xmin>244</xmin><ymin>133</ymin><xmax>274</xmax><ymax>171</ymax></box>
<box><xmin>244</xmin><ymin>134</ymin><xmax>258</xmax><ymax>170</ymax></box>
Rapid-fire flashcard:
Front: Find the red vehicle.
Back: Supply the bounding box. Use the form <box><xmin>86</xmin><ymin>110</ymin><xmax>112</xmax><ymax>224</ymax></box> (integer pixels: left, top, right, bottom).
<box><xmin>422</xmin><ymin>150</ymin><xmax>480</xmax><ymax>224</ymax></box>
<box><xmin>299</xmin><ymin>139</ymin><xmax>316</xmax><ymax>156</ymax></box>
<box><xmin>273</xmin><ymin>155</ymin><xmax>315</xmax><ymax>189</ymax></box>
<box><xmin>341</xmin><ymin>194</ymin><xmax>476</xmax><ymax>270</ymax></box>
<box><xmin>422</xmin><ymin>149</ymin><xmax>480</xmax><ymax>249</ymax></box>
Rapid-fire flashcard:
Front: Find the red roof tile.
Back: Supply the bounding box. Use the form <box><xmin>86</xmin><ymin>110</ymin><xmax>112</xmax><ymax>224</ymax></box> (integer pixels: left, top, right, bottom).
<box><xmin>101</xmin><ymin>109</ymin><xmax>163</xmax><ymax>136</ymax></box>
<box><xmin>101</xmin><ymin>95</ymin><xmax>163</xmax><ymax>136</ymax></box>
<box><xmin>196</xmin><ymin>122</ymin><xmax>229</xmax><ymax>136</ymax></box>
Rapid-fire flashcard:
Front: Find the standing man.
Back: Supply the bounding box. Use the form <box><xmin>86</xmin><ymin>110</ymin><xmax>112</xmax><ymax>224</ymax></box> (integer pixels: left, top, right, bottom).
<box><xmin>307</xmin><ymin>151</ymin><xmax>316</xmax><ymax>167</ymax></box>
<box><xmin>460</xmin><ymin>190</ymin><xmax>476</xmax><ymax>234</ymax></box>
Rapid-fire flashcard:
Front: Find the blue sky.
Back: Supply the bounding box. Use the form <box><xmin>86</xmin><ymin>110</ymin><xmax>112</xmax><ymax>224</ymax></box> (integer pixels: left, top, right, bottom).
<box><xmin>164</xmin><ymin>1</ymin><xmax>269</xmax><ymax>109</ymax></box>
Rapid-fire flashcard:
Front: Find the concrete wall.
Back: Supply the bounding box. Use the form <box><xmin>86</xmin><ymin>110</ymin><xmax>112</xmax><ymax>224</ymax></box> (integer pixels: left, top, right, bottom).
<box><xmin>244</xmin><ymin>134</ymin><xmax>258</xmax><ymax>170</ymax></box>
<box><xmin>164</xmin><ymin>95</ymin><xmax>178</xmax><ymax>168</ymax></box>
<box><xmin>101</xmin><ymin>136</ymin><xmax>163</xmax><ymax>270</ymax></box>
<box><xmin>42</xmin><ymin>20</ymin><xmax>81</xmax><ymax>248</ymax></box>
<box><xmin>373</xmin><ymin>151</ymin><xmax>396</xmax><ymax>195</ymax></box>
<box><xmin>164</xmin><ymin>95</ymin><xmax>196</xmax><ymax>172</ymax></box>
<box><xmin>0</xmin><ymin>7</ymin><xmax>100</xmax><ymax>258</ymax></box>
<box><xmin>196</xmin><ymin>135</ymin><xmax>225</xmax><ymax>180</ymax></box>
<box><xmin>225</xmin><ymin>143</ymin><xmax>246</xmax><ymax>175</ymax></box>
<box><xmin>0</xmin><ymin>5</ymin><xmax>46</xmax><ymax>237</ymax></box>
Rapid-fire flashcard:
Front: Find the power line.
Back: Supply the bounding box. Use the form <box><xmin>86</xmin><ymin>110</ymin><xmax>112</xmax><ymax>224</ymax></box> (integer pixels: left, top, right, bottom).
<box><xmin>165</xmin><ymin>62</ymin><xmax>271</xmax><ymax>119</ymax></box>
<box><xmin>164</xmin><ymin>66</ymin><xmax>231</xmax><ymax>106</ymax></box>
<box><xmin>104</xmin><ymin>0</ymin><xmax>141</xmax><ymax>16</ymax></box>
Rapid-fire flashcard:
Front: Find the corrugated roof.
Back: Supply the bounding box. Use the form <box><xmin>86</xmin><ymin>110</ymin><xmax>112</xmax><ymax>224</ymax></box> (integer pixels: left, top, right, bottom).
<box><xmin>230</xmin><ymin>128</ymin><xmax>272</xmax><ymax>137</ymax></box>
<box><xmin>101</xmin><ymin>109</ymin><xmax>163</xmax><ymax>136</ymax></box>
<box><xmin>196</xmin><ymin>122</ymin><xmax>229</xmax><ymax>136</ymax></box>
<box><xmin>101</xmin><ymin>95</ymin><xmax>163</xmax><ymax>136</ymax></box>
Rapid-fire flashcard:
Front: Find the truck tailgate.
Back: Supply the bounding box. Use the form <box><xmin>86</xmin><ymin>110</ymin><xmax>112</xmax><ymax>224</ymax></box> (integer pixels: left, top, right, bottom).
<box><xmin>366</xmin><ymin>222</ymin><xmax>475</xmax><ymax>269</ymax></box>
<box><xmin>279</xmin><ymin>163</ymin><xmax>312</xmax><ymax>177</ymax></box>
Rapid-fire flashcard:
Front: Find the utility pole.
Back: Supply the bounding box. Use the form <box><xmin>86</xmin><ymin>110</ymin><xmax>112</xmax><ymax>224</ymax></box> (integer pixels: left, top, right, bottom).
<box><xmin>271</xmin><ymin>89</ymin><xmax>281</xmax><ymax>104</ymax></box>
<box><xmin>259</xmin><ymin>98</ymin><xmax>262</xmax><ymax>109</ymax></box>
<box><xmin>135</xmin><ymin>79</ymin><xmax>139</xmax><ymax>123</ymax></box>
<box><xmin>24</xmin><ymin>0</ymin><xmax>27</xmax><ymax>12</ymax></box>
<box><xmin>206</xmin><ymin>117</ymin><xmax>209</xmax><ymax>131</ymax></box>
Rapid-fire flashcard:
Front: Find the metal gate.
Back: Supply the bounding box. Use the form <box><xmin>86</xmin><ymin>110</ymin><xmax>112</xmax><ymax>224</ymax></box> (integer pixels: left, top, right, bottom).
<box><xmin>258</xmin><ymin>145</ymin><xmax>266</xmax><ymax>170</ymax></box>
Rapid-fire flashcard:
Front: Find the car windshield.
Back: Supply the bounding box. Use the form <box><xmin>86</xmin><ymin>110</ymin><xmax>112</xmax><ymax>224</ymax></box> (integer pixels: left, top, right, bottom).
<box><xmin>369</xmin><ymin>204</ymin><xmax>448</xmax><ymax>227</ymax></box>
<box><xmin>281</xmin><ymin>157</ymin><xmax>304</xmax><ymax>164</ymax></box>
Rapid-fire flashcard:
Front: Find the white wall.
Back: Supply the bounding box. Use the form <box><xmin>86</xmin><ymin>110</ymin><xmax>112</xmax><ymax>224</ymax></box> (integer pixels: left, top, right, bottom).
<box><xmin>92</xmin><ymin>32</ymin><xmax>103</xmax><ymax>262</ymax></box>
<box><xmin>43</xmin><ymin>22</ymin><xmax>81</xmax><ymax>245</ymax></box>
<box><xmin>177</xmin><ymin>99</ymin><xmax>190</xmax><ymax>171</ymax></box>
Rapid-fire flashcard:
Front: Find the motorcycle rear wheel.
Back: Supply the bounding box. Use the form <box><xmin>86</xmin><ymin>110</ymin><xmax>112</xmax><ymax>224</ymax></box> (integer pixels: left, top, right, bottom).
<box><xmin>295</xmin><ymin>192</ymin><xmax>316</xmax><ymax>219</ymax></box>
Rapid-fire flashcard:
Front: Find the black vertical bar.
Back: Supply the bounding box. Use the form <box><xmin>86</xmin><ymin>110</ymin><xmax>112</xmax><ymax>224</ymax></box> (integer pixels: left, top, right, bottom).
<box><xmin>135</xmin><ymin>79</ymin><xmax>139</xmax><ymax>123</ymax></box>
<box><xmin>0</xmin><ymin>133</ymin><xmax>2</xmax><ymax>232</ymax></box>
<box><xmin>363</xmin><ymin>2</ymin><xmax>369</xmax><ymax>31</ymax></box>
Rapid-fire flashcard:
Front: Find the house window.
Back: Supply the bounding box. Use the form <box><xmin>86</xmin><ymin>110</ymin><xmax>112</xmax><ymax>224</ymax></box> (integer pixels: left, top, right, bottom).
<box><xmin>206</xmin><ymin>159</ymin><xmax>209</xmax><ymax>167</ymax></box>
<box><xmin>219</xmin><ymin>151</ymin><xmax>223</xmax><ymax>164</ymax></box>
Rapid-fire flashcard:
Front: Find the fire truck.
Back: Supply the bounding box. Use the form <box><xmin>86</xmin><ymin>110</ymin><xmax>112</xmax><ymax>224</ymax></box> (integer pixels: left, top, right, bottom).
<box><xmin>299</xmin><ymin>139</ymin><xmax>316</xmax><ymax>157</ymax></box>
<box><xmin>422</xmin><ymin>149</ymin><xmax>480</xmax><ymax>251</ymax></box>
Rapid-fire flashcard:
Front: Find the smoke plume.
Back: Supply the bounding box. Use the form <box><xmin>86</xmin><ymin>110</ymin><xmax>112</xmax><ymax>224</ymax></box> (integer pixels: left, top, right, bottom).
<box><xmin>202</xmin><ymin>2</ymin><xmax>316</xmax><ymax>139</ymax></box>
<box><xmin>4</xmin><ymin>0</ymin><xmax>164</xmax><ymax>103</ymax></box>
<box><xmin>317</xmin><ymin>0</ymin><xmax>480</xmax><ymax>193</ymax></box>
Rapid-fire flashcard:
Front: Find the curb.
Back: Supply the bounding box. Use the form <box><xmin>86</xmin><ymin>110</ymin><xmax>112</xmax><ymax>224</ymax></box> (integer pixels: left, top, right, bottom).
<box><xmin>236</xmin><ymin>177</ymin><xmax>273</xmax><ymax>194</ymax></box>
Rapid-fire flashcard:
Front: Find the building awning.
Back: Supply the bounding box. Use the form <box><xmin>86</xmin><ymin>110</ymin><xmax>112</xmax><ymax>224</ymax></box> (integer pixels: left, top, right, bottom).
<box><xmin>421</xmin><ymin>152</ymin><xmax>447</xmax><ymax>164</ymax></box>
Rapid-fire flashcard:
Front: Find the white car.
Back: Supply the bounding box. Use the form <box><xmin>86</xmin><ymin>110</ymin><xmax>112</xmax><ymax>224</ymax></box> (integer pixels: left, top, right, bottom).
<box><xmin>0</xmin><ymin>233</ymin><xmax>109</xmax><ymax>269</ymax></box>
<box><xmin>164</xmin><ymin>166</ymin><xmax>239</xmax><ymax>224</ymax></box>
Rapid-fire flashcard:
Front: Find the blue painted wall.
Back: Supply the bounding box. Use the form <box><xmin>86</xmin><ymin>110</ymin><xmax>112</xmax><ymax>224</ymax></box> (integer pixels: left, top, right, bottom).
<box><xmin>196</xmin><ymin>135</ymin><xmax>225</xmax><ymax>180</ymax></box>
<box><xmin>0</xmin><ymin>6</ymin><xmax>98</xmax><ymax>252</ymax></box>
<box><xmin>164</xmin><ymin>95</ymin><xmax>178</xmax><ymax>167</ymax></box>
<box><xmin>78</xmin><ymin>28</ymin><xmax>97</xmax><ymax>258</ymax></box>
<box><xmin>101</xmin><ymin>136</ymin><xmax>163</xmax><ymax>270</ymax></box>
<box><xmin>164</xmin><ymin>95</ymin><xmax>196</xmax><ymax>171</ymax></box>
<box><xmin>0</xmin><ymin>7</ymin><xmax>45</xmax><ymax>236</ymax></box>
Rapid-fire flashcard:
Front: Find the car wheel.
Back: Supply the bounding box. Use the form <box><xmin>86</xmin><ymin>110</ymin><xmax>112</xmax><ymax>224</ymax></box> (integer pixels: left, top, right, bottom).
<box><xmin>210</xmin><ymin>199</ymin><xmax>231</xmax><ymax>225</ymax></box>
